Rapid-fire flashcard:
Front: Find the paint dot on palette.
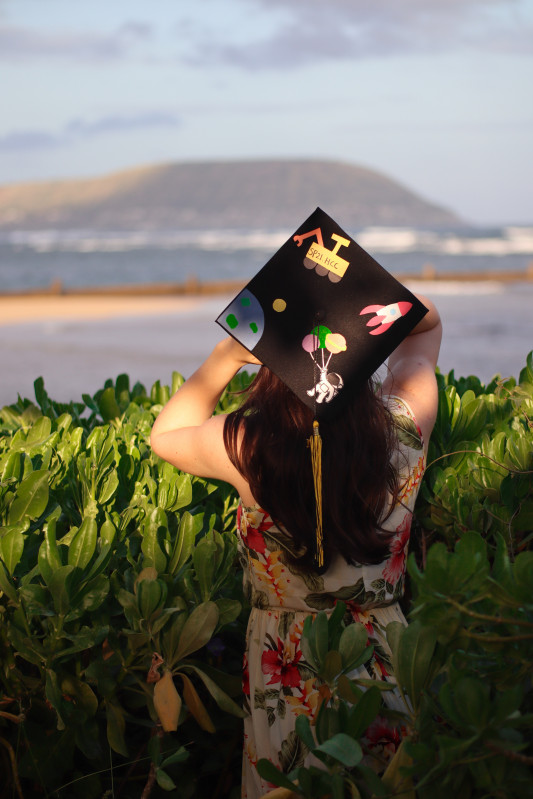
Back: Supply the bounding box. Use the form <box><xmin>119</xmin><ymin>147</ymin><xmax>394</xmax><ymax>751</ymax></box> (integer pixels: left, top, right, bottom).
<box><xmin>250</xmin><ymin>322</ymin><xmax>258</xmax><ymax>333</ymax></box>
<box><xmin>241</xmin><ymin>297</ymin><xmax>251</xmax><ymax>307</ymax></box>
<box><xmin>226</xmin><ymin>314</ymin><xmax>238</xmax><ymax>329</ymax></box>
<box><xmin>273</xmin><ymin>298</ymin><xmax>286</xmax><ymax>312</ymax></box>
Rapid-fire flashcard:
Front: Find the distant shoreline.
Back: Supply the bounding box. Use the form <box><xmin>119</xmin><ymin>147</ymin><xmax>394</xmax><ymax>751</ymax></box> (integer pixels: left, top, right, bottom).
<box><xmin>2</xmin><ymin>265</ymin><xmax>533</xmax><ymax>300</ymax></box>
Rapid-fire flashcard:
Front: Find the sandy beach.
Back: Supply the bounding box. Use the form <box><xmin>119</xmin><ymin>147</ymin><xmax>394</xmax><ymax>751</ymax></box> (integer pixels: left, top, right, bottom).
<box><xmin>1</xmin><ymin>281</ymin><xmax>532</xmax><ymax>408</ymax></box>
<box><xmin>0</xmin><ymin>293</ymin><xmax>207</xmax><ymax>325</ymax></box>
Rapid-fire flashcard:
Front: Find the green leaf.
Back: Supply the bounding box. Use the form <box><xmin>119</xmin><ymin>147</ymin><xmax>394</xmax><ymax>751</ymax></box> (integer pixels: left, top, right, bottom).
<box><xmin>1</xmin><ymin>451</ymin><xmax>23</xmax><ymax>482</ymax></box>
<box><xmin>155</xmin><ymin>769</ymin><xmax>177</xmax><ymax>791</ymax></box>
<box><xmin>172</xmin><ymin>512</ymin><xmax>201</xmax><ymax>570</ymax></box>
<box><xmin>68</xmin><ymin>574</ymin><xmax>110</xmax><ymax>616</ymax></box>
<box><xmin>321</xmin><ymin>650</ymin><xmax>343</xmax><ymax>684</ymax></box>
<box><xmin>453</xmin><ymin>676</ymin><xmax>490</xmax><ymax>728</ymax></box>
<box><xmin>171</xmin><ymin>372</ymin><xmax>185</xmax><ymax>395</ymax></box>
<box><xmin>174</xmin><ymin>601</ymin><xmax>219</xmax><ymax>661</ymax></box>
<box><xmin>295</xmin><ymin>713</ymin><xmax>316</xmax><ymax>752</ymax></box>
<box><xmin>339</xmin><ymin>622</ymin><xmax>370</xmax><ymax>673</ymax></box>
<box><xmin>48</xmin><ymin>565</ymin><xmax>76</xmax><ymax>614</ymax></box>
<box><xmin>182</xmin><ymin>664</ymin><xmax>246</xmax><ymax>718</ymax></box>
<box><xmin>215</xmin><ymin>597</ymin><xmax>241</xmax><ymax>628</ymax></box>
<box><xmin>161</xmin><ymin>611</ymin><xmax>188</xmax><ymax>668</ymax></box>
<box><xmin>136</xmin><ymin>578</ymin><xmax>167</xmax><ymax>620</ymax></box>
<box><xmin>304</xmin><ymin>611</ymin><xmax>328</xmax><ymax>671</ymax></box>
<box><xmin>0</xmin><ymin>522</ymin><xmax>27</xmax><ymax>574</ymax></box>
<box><xmin>348</xmin><ymin>687</ymin><xmax>382</xmax><ymax>739</ymax></box>
<box><xmin>98</xmin><ymin>469</ymin><xmax>119</xmax><ymax>505</ymax></box>
<box><xmin>61</xmin><ymin>675</ymin><xmax>98</xmax><ymax>716</ymax></box>
<box><xmin>0</xmin><ymin>559</ymin><xmax>18</xmax><ymax>601</ymax></box>
<box><xmin>8</xmin><ymin>469</ymin><xmax>49</xmax><ymax>523</ymax></box>
<box><xmin>256</xmin><ymin>758</ymin><xmax>299</xmax><ymax>792</ymax></box>
<box><xmin>83</xmin><ymin>517</ymin><xmax>117</xmax><ymax>582</ymax></box>
<box><xmin>68</xmin><ymin>515</ymin><xmax>98</xmax><ymax>569</ymax></box>
<box><xmin>45</xmin><ymin>669</ymin><xmax>66</xmax><ymax>730</ymax></box>
<box><xmin>314</xmin><ymin>733</ymin><xmax>363</xmax><ymax>767</ymax></box>
<box><xmin>388</xmin><ymin>620</ymin><xmax>437</xmax><ymax>712</ymax></box>
<box><xmin>193</xmin><ymin>537</ymin><xmax>217</xmax><ymax>601</ymax></box>
<box><xmin>172</xmin><ymin>473</ymin><xmax>193</xmax><ymax>511</ymax></box>
<box><xmin>98</xmin><ymin>387</ymin><xmax>121</xmax><ymax>422</ymax></box>
<box><xmin>355</xmin><ymin>764</ymin><xmax>388</xmax><ymax>797</ymax></box>
<box><xmin>106</xmin><ymin>701</ymin><xmax>128</xmax><ymax>756</ymax></box>
<box><xmin>141</xmin><ymin>507</ymin><xmax>168</xmax><ymax>573</ymax></box>
<box><xmin>38</xmin><ymin>518</ymin><xmax>63</xmax><ymax>585</ymax></box>
<box><xmin>160</xmin><ymin>746</ymin><xmax>189</xmax><ymax>769</ymax></box>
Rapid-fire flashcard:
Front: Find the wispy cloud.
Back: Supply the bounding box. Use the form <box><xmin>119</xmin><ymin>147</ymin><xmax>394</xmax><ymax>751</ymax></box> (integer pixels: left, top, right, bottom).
<box><xmin>0</xmin><ymin>21</ymin><xmax>152</xmax><ymax>61</ymax></box>
<box><xmin>0</xmin><ymin>112</ymin><xmax>181</xmax><ymax>151</ymax></box>
<box><xmin>188</xmin><ymin>0</ymin><xmax>533</xmax><ymax>69</ymax></box>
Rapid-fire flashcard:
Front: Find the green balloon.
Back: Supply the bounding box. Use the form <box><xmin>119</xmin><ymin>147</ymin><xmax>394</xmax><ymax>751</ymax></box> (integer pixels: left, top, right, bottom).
<box><xmin>311</xmin><ymin>325</ymin><xmax>332</xmax><ymax>348</ymax></box>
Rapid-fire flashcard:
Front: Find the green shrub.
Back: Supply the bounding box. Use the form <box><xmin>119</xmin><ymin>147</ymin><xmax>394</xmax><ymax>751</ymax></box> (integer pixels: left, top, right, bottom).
<box><xmin>0</xmin><ymin>372</ymin><xmax>250</xmax><ymax>798</ymax></box>
<box><xmin>0</xmin><ymin>354</ymin><xmax>531</xmax><ymax>798</ymax></box>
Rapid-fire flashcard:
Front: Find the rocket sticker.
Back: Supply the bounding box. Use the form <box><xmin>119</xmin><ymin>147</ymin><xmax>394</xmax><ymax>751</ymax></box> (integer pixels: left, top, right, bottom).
<box><xmin>360</xmin><ymin>302</ymin><xmax>412</xmax><ymax>335</ymax></box>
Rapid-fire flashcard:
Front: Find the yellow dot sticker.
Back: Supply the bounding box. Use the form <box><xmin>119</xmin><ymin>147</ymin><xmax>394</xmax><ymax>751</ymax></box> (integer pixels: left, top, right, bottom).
<box><xmin>273</xmin><ymin>298</ymin><xmax>287</xmax><ymax>312</ymax></box>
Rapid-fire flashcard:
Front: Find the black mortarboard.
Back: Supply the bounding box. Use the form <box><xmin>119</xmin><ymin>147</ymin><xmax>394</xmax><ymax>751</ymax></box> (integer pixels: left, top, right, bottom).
<box><xmin>216</xmin><ymin>207</ymin><xmax>427</xmax><ymax>418</ymax></box>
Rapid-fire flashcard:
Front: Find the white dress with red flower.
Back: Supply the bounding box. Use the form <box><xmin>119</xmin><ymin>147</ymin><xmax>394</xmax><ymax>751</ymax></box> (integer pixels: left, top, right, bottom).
<box><xmin>237</xmin><ymin>396</ymin><xmax>425</xmax><ymax>798</ymax></box>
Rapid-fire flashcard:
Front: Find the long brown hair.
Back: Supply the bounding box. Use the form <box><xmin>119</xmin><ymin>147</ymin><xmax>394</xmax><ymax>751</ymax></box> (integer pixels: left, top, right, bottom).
<box><xmin>223</xmin><ymin>367</ymin><xmax>400</xmax><ymax>571</ymax></box>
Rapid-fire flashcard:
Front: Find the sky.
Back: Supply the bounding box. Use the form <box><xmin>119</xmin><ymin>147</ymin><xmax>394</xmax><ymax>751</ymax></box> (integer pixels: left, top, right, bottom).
<box><xmin>1</xmin><ymin>0</ymin><xmax>532</xmax><ymax>225</ymax></box>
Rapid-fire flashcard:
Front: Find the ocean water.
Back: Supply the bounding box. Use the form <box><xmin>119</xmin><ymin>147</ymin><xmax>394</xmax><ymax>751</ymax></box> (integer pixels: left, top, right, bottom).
<box><xmin>1</xmin><ymin>225</ymin><xmax>533</xmax><ymax>292</ymax></box>
<box><xmin>1</xmin><ymin>225</ymin><xmax>533</xmax><ymax>407</ymax></box>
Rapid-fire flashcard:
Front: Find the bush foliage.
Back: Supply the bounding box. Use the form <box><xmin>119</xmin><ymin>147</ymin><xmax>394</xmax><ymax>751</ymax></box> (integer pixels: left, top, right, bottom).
<box><xmin>0</xmin><ymin>354</ymin><xmax>532</xmax><ymax>798</ymax></box>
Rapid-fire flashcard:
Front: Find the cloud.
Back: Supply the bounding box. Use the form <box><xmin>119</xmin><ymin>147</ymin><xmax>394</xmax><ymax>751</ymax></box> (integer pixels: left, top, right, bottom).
<box><xmin>65</xmin><ymin>111</ymin><xmax>181</xmax><ymax>136</ymax></box>
<box><xmin>0</xmin><ymin>21</ymin><xmax>152</xmax><ymax>61</ymax></box>
<box><xmin>188</xmin><ymin>0</ymin><xmax>533</xmax><ymax>69</ymax></box>
<box><xmin>0</xmin><ymin>131</ymin><xmax>63</xmax><ymax>151</ymax></box>
<box><xmin>0</xmin><ymin>112</ymin><xmax>182</xmax><ymax>152</ymax></box>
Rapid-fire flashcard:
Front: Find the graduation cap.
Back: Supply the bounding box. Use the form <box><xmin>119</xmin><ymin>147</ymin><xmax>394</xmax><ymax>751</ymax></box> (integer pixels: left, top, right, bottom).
<box><xmin>216</xmin><ymin>207</ymin><xmax>427</xmax><ymax>417</ymax></box>
<box><xmin>216</xmin><ymin>207</ymin><xmax>428</xmax><ymax>567</ymax></box>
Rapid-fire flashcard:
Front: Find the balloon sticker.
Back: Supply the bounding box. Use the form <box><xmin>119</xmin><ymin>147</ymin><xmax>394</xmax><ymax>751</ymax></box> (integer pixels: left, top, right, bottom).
<box><xmin>302</xmin><ymin>325</ymin><xmax>346</xmax><ymax>404</ymax></box>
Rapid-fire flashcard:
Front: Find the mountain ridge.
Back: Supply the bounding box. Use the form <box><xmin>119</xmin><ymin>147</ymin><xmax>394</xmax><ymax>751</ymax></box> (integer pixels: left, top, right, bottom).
<box><xmin>0</xmin><ymin>158</ymin><xmax>463</xmax><ymax>231</ymax></box>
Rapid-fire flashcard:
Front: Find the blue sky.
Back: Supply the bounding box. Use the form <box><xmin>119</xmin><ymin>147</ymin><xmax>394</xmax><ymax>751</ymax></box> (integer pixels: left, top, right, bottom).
<box><xmin>1</xmin><ymin>0</ymin><xmax>532</xmax><ymax>225</ymax></box>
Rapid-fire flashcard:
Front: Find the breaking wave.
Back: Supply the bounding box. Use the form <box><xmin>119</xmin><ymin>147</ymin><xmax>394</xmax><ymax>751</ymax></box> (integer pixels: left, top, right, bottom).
<box><xmin>2</xmin><ymin>225</ymin><xmax>533</xmax><ymax>257</ymax></box>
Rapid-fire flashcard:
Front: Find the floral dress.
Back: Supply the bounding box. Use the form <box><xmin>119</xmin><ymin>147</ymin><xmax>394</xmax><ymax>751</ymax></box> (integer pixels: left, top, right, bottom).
<box><xmin>236</xmin><ymin>397</ymin><xmax>426</xmax><ymax>799</ymax></box>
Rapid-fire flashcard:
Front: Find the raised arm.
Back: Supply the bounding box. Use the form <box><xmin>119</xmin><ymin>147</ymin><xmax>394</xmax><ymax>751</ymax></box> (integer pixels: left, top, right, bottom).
<box><xmin>150</xmin><ymin>337</ymin><xmax>259</xmax><ymax>488</ymax></box>
<box><xmin>382</xmin><ymin>295</ymin><xmax>442</xmax><ymax>446</ymax></box>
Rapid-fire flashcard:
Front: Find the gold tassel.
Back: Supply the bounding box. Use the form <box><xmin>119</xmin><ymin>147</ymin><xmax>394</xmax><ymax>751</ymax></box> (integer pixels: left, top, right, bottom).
<box><xmin>308</xmin><ymin>419</ymin><xmax>324</xmax><ymax>568</ymax></box>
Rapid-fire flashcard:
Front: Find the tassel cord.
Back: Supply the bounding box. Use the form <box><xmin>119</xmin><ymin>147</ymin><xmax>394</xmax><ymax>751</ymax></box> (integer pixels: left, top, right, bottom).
<box><xmin>308</xmin><ymin>420</ymin><xmax>324</xmax><ymax>568</ymax></box>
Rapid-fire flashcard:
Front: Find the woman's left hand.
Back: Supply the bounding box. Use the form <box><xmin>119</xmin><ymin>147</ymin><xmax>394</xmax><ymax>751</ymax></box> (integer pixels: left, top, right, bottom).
<box><xmin>219</xmin><ymin>336</ymin><xmax>262</xmax><ymax>367</ymax></box>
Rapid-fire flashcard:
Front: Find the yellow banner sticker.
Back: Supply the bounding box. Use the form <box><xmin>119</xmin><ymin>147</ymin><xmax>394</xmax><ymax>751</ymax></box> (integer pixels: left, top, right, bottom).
<box><xmin>305</xmin><ymin>240</ymin><xmax>350</xmax><ymax>279</ymax></box>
